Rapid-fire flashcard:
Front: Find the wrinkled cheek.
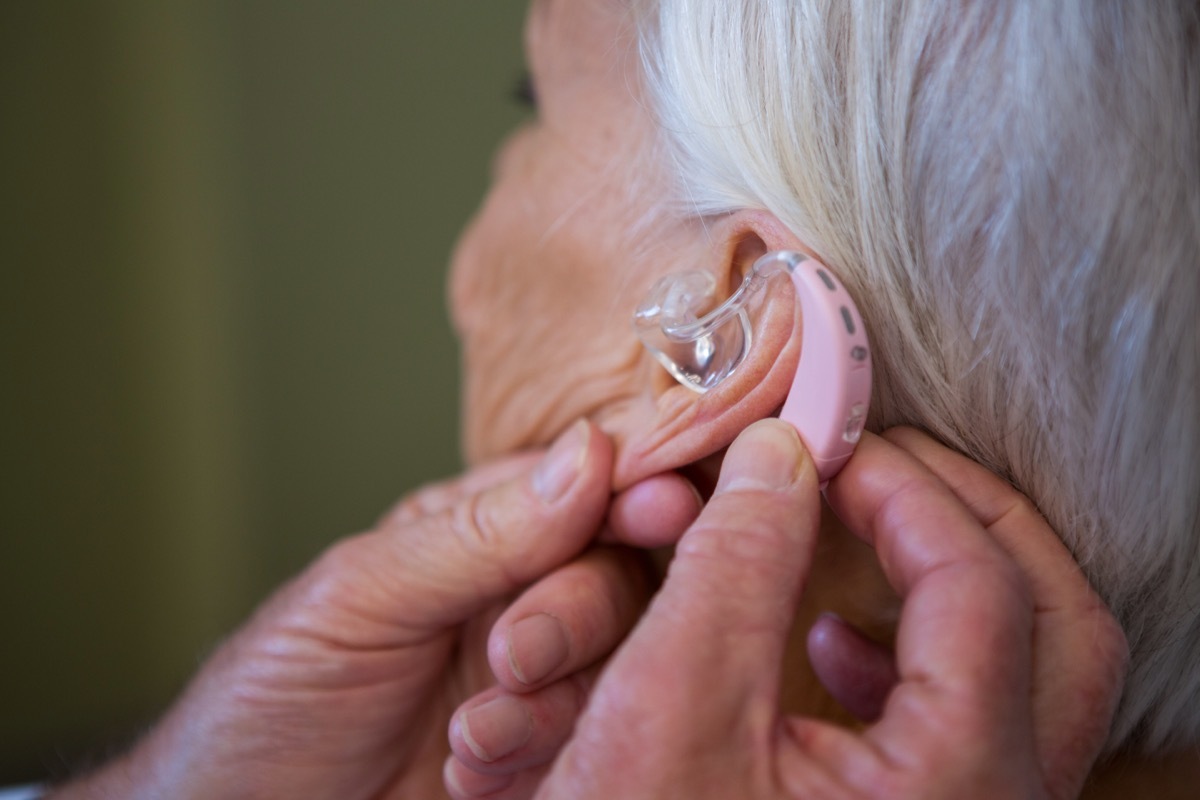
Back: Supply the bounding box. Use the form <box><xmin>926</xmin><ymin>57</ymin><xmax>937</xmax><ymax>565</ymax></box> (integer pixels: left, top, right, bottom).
<box><xmin>449</xmin><ymin>202</ymin><xmax>514</xmax><ymax>463</ymax></box>
<box><xmin>458</xmin><ymin>290</ymin><xmax>566</xmax><ymax>464</ymax></box>
<box><xmin>458</xmin><ymin>341</ymin><xmax>494</xmax><ymax>466</ymax></box>
<box><xmin>449</xmin><ymin>220</ymin><xmax>546</xmax><ymax>462</ymax></box>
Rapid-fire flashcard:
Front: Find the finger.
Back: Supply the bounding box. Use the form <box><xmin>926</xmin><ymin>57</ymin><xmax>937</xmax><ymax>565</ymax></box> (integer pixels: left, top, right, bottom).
<box><xmin>534</xmin><ymin>420</ymin><xmax>821</xmax><ymax>796</ymax></box>
<box><xmin>304</xmin><ymin>420</ymin><xmax>614</xmax><ymax>639</ymax></box>
<box><xmin>488</xmin><ymin>547</ymin><xmax>652</xmax><ymax>691</ymax></box>
<box><xmin>613</xmin><ymin>419</ymin><xmax>821</xmax><ymax>714</ymax></box>
<box><xmin>806</xmin><ymin>612</ymin><xmax>898</xmax><ymax>722</ymax></box>
<box><xmin>449</xmin><ymin>674</ymin><xmax>594</xmax><ymax>774</ymax></box>
<box><xmin>882</xmin><ymin>426</ymin><xmax>1127</xmax><ymax>797</ymax></box>
<box><xmin>602</xmin><ymin>471</ymin><xmax>703</xmax><ymax>547</ymax></box>
<box><xmin>881</xmin><ymin>428</ymin><xmax>1103</xmax><ymax>615</ymax></box>
<box><xmin>824</xmin><ymin>432</ymin><xmax>1037</xmax><ymax>769</ymax></box>
<box><xmin>381</xmin><ymin>452</ymin><xmax>543</xmax><ymax>526</ymax></box>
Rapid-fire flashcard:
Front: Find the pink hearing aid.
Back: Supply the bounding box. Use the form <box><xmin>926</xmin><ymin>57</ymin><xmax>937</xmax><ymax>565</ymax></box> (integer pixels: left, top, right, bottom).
<box><xmin>634</xmin><ymin>250</ymin><xmax>872</xmax><ymax>482</ymax></box>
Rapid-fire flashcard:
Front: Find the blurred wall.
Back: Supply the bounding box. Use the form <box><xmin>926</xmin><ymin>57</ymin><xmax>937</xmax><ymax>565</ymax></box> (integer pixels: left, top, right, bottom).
<box><xmin>0</xmin><ymin>1</ymin><xmax>527</xmax><ymax>784</ymax></box>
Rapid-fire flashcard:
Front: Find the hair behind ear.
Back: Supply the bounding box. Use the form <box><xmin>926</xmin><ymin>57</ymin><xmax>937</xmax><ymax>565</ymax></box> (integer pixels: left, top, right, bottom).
<box><xmin>639</xmin><ymin>0</ymin><xmax>1200</xmax><ymax>752</ymax></box>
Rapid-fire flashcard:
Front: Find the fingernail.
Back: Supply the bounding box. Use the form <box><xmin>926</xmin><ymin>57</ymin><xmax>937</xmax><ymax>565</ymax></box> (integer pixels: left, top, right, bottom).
<box><xmin>459</xmin><ymin>696</ymin><xmax>533</xmax><ymax>763</ymax></box>
<box><xmin>532</xmin><ymin>420</ymin><xmax>588</xmax><ymax>503</ymax></box>
<box><xmin>716</xmin><ymin>419</ymin><xmax>805</xmax><ymax>493</ymax></box>
<box><xmin>507</xmin><ymin>613</ymin><xmax>569</xmax><ymax>685</ymax></box>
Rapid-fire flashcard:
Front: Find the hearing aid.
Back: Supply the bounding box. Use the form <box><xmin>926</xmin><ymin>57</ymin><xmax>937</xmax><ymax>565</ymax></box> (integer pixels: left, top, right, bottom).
<box><xmin>634</xmin><ymin>250</ymin><xmax>871</xmax><ymax>482</ymax></box>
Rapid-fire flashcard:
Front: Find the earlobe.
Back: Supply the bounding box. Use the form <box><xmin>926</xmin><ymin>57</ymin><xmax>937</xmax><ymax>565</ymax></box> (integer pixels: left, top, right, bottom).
<box><xmin>610</xmin><ymin>212</ymin><xmax>810</xmax><ymax>490</ymax></box>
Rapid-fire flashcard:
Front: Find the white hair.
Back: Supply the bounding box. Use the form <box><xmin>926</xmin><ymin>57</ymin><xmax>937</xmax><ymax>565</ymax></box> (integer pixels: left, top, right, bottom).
<box><xmin>634</xmin><ymin>0</ymin><xmax>1200</xmax><ymax>752</ymax></box>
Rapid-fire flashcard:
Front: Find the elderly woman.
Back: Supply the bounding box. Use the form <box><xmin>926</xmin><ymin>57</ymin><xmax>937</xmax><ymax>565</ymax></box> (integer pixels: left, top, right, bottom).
<box><xmin>49</xmin><ymin>0</ymin><xmax>1197</xmax><ymax>798</ymax></box>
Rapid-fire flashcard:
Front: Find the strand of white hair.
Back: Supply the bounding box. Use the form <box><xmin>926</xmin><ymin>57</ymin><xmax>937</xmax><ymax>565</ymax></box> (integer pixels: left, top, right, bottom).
<box><xmin>634</xmin><ymin>0</ymin><xmax>1200</xmax><ymax>752</ymax></box>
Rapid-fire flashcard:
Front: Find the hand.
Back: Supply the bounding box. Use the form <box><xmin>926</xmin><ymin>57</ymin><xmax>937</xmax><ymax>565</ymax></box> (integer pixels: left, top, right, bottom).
<box><xmin>444</xmin><ymin>420</ymin><xmax>1127</xmax><ymax>799</ymax></box>
<box><xmin>49</xmin><ymin>420</ymin><xmax>701</xmax><ymax>800</ymax></box>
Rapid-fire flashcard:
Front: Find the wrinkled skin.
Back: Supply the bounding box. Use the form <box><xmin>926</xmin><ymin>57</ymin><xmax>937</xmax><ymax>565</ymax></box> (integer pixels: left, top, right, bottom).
<box><xmin>450</xmin><ymin>0</ymin><xmax>705</xmax><ymax>472</ymax></box>
<box><xmin>449</xmin><ymin>0</ymin><xmax>893</xmax><ymax>743</ymax></box>
<box><xmin>43</xmin><ymin>0</ymin><xmax>1193</xmax><ymax>798</ymax></box>
<box><xmin>447</xmin><ymin>1</ymin><xmax>1199</xmax><ymax>799</ymax></box>
<box><xmin>48</xmin><ymin>421</ymin><xmax>702</xmax><ymax>800</ymax></box>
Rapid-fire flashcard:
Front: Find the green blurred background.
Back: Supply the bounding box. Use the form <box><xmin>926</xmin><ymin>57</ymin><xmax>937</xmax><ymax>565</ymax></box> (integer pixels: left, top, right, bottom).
<box><xmin>0</xmin><ymin>1</ymin><xmax>526</xmax><ymax>784</ymax></box>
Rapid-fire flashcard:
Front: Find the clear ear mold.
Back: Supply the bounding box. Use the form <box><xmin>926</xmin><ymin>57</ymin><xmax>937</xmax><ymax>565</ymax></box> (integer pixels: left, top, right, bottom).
<box><xmin>634</xmin><ymin>250</ymin><xmax>872</xmax><ymax>481</ymax></box>
<box><xmin>633</xmin><ymin>252</ymin><xmax>792</xmax><ymax>392</ymax></box>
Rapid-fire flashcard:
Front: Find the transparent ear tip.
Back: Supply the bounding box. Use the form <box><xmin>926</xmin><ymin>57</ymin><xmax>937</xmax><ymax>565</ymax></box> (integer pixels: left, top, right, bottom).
<box><xmin>634</xmin><ymin>272</ymin><xmax>751</xmax><ymax>394</ymax></box>
<box><xmin>633</xmin><ymin>251</ymin><xmax>805</xmax><ymax>394</ymax></box>
<box><xmin>634</xmin><ymin>272</ymin><xmax>715</xmax><ymax>327</ymax></box>
<box><xmin>636</xmin><ymin>313</ymin><xmax>750</xmax><ymax>393</ymax></box>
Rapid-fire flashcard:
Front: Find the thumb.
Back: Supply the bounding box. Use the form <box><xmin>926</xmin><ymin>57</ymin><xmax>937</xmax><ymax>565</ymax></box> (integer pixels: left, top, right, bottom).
<box><xmin>297</xmin><ymin>420</ymin><xmax>615</xmax><ymax>640</ymax></box>
<box><xmin>639</xmin><ymin>419</ymin><xmax>822</xmax><ymax>703</ymax></box>
<box><xmin>541</xmin><ymin>420</ymin><xmax>822</xmax><ymax>796</ymax></box>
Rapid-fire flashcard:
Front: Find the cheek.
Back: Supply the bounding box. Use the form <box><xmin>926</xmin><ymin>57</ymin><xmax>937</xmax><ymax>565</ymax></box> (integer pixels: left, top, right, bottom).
<box><xmin>449</xmin><ymin>180</ymin><xmax>558</xmax><ymax>352</ymax></box>
<box><xmin>449</xmin><ymin>126</ymin><xmax>535</xmax><ymax>337</ymax></box>
<box><xmin>448</xmin><ymin>166</ymin><xmax>651</xmax><ymax>461</ymax></box>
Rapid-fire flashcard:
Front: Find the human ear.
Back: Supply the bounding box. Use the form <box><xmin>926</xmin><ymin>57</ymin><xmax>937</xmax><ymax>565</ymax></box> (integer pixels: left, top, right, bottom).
<box><xmin>610</xmin><ymin>211</ymin><xmax>811</xmax><ymax>490</ymax></box>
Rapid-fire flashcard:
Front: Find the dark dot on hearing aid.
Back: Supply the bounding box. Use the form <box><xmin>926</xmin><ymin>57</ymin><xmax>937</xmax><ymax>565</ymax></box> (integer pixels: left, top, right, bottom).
<box><xmin>840</xmin><ymin>306</ymin><xmax>856</xmax><ymax>335</ymax></box>
<box><xmin>817</xmin><ymin>269</ymin><xmax>836</xmax><ymax>291</ymax></box>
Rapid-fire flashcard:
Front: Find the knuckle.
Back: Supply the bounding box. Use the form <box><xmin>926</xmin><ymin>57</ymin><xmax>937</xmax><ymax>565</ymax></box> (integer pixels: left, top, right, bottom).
<box><xmin>988</xmin><ymin>492</ymin><xmax>1045</xmax><ymax>533</ymax></box>
<box><xmin>675</xmin><ymin>517</ymin><xmax>808</xmax><ymax>622</ymax></box>
<box><xmin>678</xmin><ymin>517</ymin><xmax>790</xmax><ymax>574</ymax></box>
<box><xmin>881</xmin><ymin>425</ymin><xmax>929</xmax><ymax>450</ymax></box>
<box><xmin>304</xmin><ymin>533</ymin><xmax>373</xmax><ymax>600</ymax></box>
<box><xmin>873</xmin><ymin>472</ymin><xmax>939</xmax><ymax>529</ymax></box>
<box><xmin>449</xmin><ymin>492</ymin><xmax>507</xmax><ymax>555</ymax></box>
<box><xmin>437</xmin><ymin>486</ymin><xmax>540</xmax><ymax>589</ymax></box>
<box><xmin>388</xmin><ymin>476</ymin><xmax>458</xmax><ymax>521</ymax></box>
<box><xmin>272</xmin><ymin>532</ymin><xmax>397</xmax><ymax>642</ymax></box>
<box><xmin>385</xmin><ymin>495</ymin><xmax>426</xmax><ymax>525</ymax></box>
<box><xmin>687</xmin><ymin>490</ymin><xmax>815</xmax><ymax>560</ymax></box>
